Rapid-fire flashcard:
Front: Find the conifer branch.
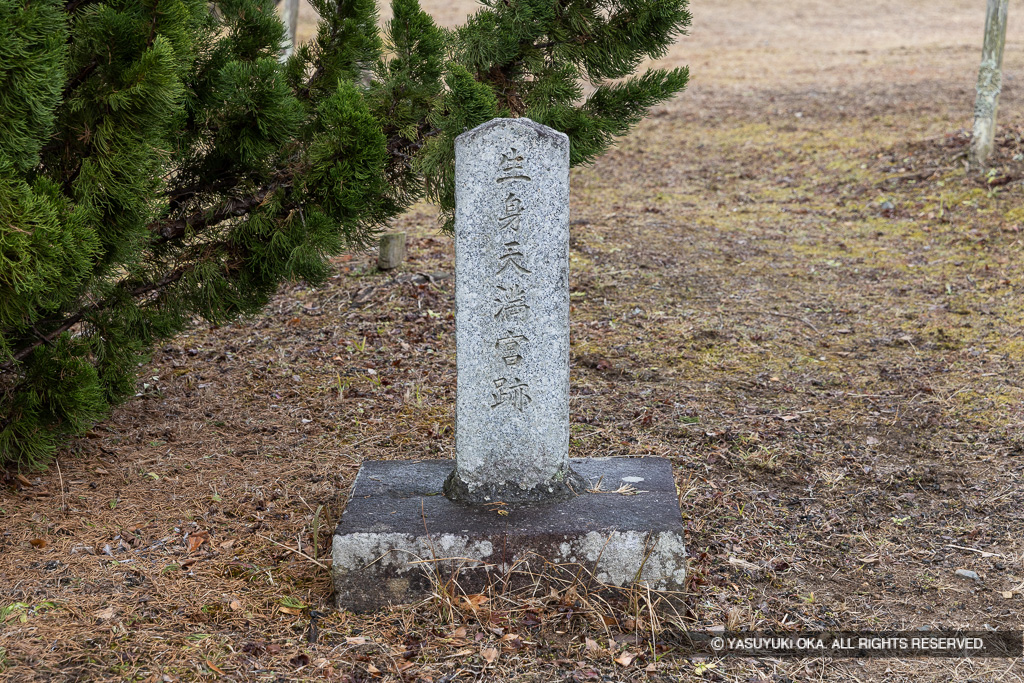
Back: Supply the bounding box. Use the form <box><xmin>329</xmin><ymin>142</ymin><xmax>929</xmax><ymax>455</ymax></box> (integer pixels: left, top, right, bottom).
<box><xmin>64</xmin><ymin>0</ymin><xmax>94</xmax><ymax>14</ymax></box>
<box><xmin>1</xmin><ymin>0</ymin><xmax>690</xmax><ymax>468</ymax></box>
<box><xmin>297</xmin><ymin>65</ymin><xmax>326</xmax><ymax>101</ymax></box>
<box><xmin>153</xmin><ymin>181</ymin><xmax>289</xmax><ymax>244</ymax></box>
<box><xmin>165</xmin><ymin>176</ymin><xmax>242</xmax><ymax>212</ymax></box>
<box><xmin>62</xmin><ymin>60</ymin><xmax>97</xmax><ymax>99</ymax></box>
<box><xmin>2</xmin><ymin>267</ymin><xmax>194</xmax><ymax>371</ymax></box>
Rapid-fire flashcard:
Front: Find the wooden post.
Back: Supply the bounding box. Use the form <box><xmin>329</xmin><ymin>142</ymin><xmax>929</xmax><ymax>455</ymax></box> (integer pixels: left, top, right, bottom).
<box><xmin>970</xmin><ymin>0</ymin><xmax>1009</xmax><ymax>170</ymax></box>
<box><xmin>377</xmin><ymin>233</ymin><xmax>407</xmax><ymax>270</ymax></box>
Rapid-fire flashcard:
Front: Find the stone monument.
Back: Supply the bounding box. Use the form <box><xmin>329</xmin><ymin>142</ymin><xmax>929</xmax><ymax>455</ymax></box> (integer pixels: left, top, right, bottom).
<box><xmin>332</xmin><ymin>119</ymin><xmax>686</xmax><ymax>611</ymax></box>
<box><xmin>443</xmin><ymin>118</ymin><xmax>586</xmax><ymax>505</ymax></box>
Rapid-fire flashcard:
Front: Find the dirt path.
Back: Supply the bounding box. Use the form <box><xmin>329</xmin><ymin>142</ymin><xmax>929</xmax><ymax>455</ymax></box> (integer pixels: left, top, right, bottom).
<box><xmin>3</xmin><ymin>1</ymin><xmax>1024</xmax><ymax>681</ymax></box>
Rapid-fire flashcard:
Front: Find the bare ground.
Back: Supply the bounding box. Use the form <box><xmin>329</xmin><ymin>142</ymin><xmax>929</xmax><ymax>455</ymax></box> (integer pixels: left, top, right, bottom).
<box><xmin>3</xmin><ymin>1</ymin><xmax>1024</xmax><ymax>681</ymax></box>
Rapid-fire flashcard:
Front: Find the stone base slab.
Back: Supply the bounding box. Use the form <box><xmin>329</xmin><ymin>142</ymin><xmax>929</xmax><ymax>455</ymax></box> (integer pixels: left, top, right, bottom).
<box><xmin>332</xmin><ymin>457</ymin><xmax>686</xmax><ymax>612</ymax></box>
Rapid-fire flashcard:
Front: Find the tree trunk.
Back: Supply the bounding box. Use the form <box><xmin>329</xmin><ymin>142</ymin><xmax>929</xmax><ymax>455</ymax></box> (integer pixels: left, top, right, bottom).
<box><xmin>279</xmin><ymin>0</ymin><xmax>300</xmax><ymax>60</ymax></box>
<box><xmin>970</xmin><ymin>0</ymin><xmax>1009</xmax><ymax>170</ymax></box>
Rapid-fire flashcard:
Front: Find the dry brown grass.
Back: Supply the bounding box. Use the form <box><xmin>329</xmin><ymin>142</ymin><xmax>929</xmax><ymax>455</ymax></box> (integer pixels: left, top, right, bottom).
<box><xmin>3</xmin><ymin>0</ymin><xmax>1024</xmax><ymax>680</ymax></box>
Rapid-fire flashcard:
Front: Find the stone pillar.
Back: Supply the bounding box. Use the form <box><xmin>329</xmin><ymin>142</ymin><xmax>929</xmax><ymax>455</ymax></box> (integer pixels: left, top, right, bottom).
<box><xmin>443</xmin><ymin>118</ymin><xmax>586</xmax><ymax>505</ymax></box>
<box><xmin>377</xmin><ymin>232</ymin><xmax>406</xmax><ymax>270</ymax></box>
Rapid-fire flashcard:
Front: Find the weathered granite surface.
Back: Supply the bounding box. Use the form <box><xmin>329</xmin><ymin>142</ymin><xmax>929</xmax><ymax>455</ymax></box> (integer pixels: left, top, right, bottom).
<box><xmin>447</xmin><ymin>118</ymin><xmax>584</xmax><ymax>504</ymax></box>
<box><xmin>333</xmin><ymin>457</ymin><xmax>686</xmax><ymax>612</ymax></box>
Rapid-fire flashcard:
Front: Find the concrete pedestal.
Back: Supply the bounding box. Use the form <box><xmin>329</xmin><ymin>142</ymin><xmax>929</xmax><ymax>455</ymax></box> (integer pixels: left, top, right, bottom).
<box><xmin>331</xmin><ymin>457</ymin><xmax>686</xmax><ymax>612</ymax></box>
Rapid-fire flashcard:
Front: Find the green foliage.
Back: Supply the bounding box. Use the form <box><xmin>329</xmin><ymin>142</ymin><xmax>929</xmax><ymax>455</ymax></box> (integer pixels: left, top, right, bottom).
<box><xmin>419</xmin><ymin>64</ymin><xmax>499</xmax><ymax>230</ymax></box>
<box><xmin>0</xmin><ymin>0</ymin><xmax>689</xmax><ymax>470</ymax></box>
<box><xmin>0</xmin><ymin>0</ymin><xmax>66</xmax><ymax>173</ymax></box>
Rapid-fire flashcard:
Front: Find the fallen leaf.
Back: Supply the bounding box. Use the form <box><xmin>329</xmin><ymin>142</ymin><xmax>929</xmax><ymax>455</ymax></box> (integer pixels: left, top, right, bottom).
<box><xmin>205</xmin><ymin>660</ymin><xmax>225</xmax><ymax>675</ymax></box>
<box><xmin>396</xmin><ymin>661</ymin><xmax>414</xmax><ymax>672</ymax></box>
<box><xmin>229</xmin><ymin>600</ymin><xmax>242</xmax><ymax>611</ymax></box>
<box><xmin>481</xmin><ymin>647</ymin><xmax>499</xmax><ymax>664</ymax></box>
<box><xmin>93</xmin><ymin>606</ymin><xmax>116</xmax><ymax>620</ymax></box>
<box><xmin>15</xmin><ymin>474</ymin><xmax>33</xmax><ymax>487</ymax></box>
<box><xmin>727</xmin><ymin>555</ymin><xmax>760</xmax><ymax>571</ymax></box>
<box><xmin>187</xmin><ymin>531</ymin><xmax>210</xmax><ymax>554</ymax></box>
<box><xmin>614</xmin><ymin>651</ymin><xmax>636</xmax><ymax>667</ymax></box>
<box><xmin>460</xmin><ymin>594</ymin><xmax>488</xmax><ymax>610</ymax></box>
<box><xmin>30</xmin><ymin>538</ymin><xmax>47</xmax><ymax>548</ymax></box>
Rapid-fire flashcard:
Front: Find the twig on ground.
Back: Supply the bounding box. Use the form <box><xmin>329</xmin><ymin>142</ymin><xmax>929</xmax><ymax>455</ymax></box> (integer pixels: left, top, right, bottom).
<box><xmin>257</xmin><ymin>534</ymin><xmax>330</xmax><ymax>570</ymax></box>
<box><xmin>735</xmin><ymin>309</ymin><xmax>821</xmax><ymax>335</ymax></box>
<box><xmin>55</xmin><ymin>457</ymin><xmax>66</xmax><ymax>514</ymax></box>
